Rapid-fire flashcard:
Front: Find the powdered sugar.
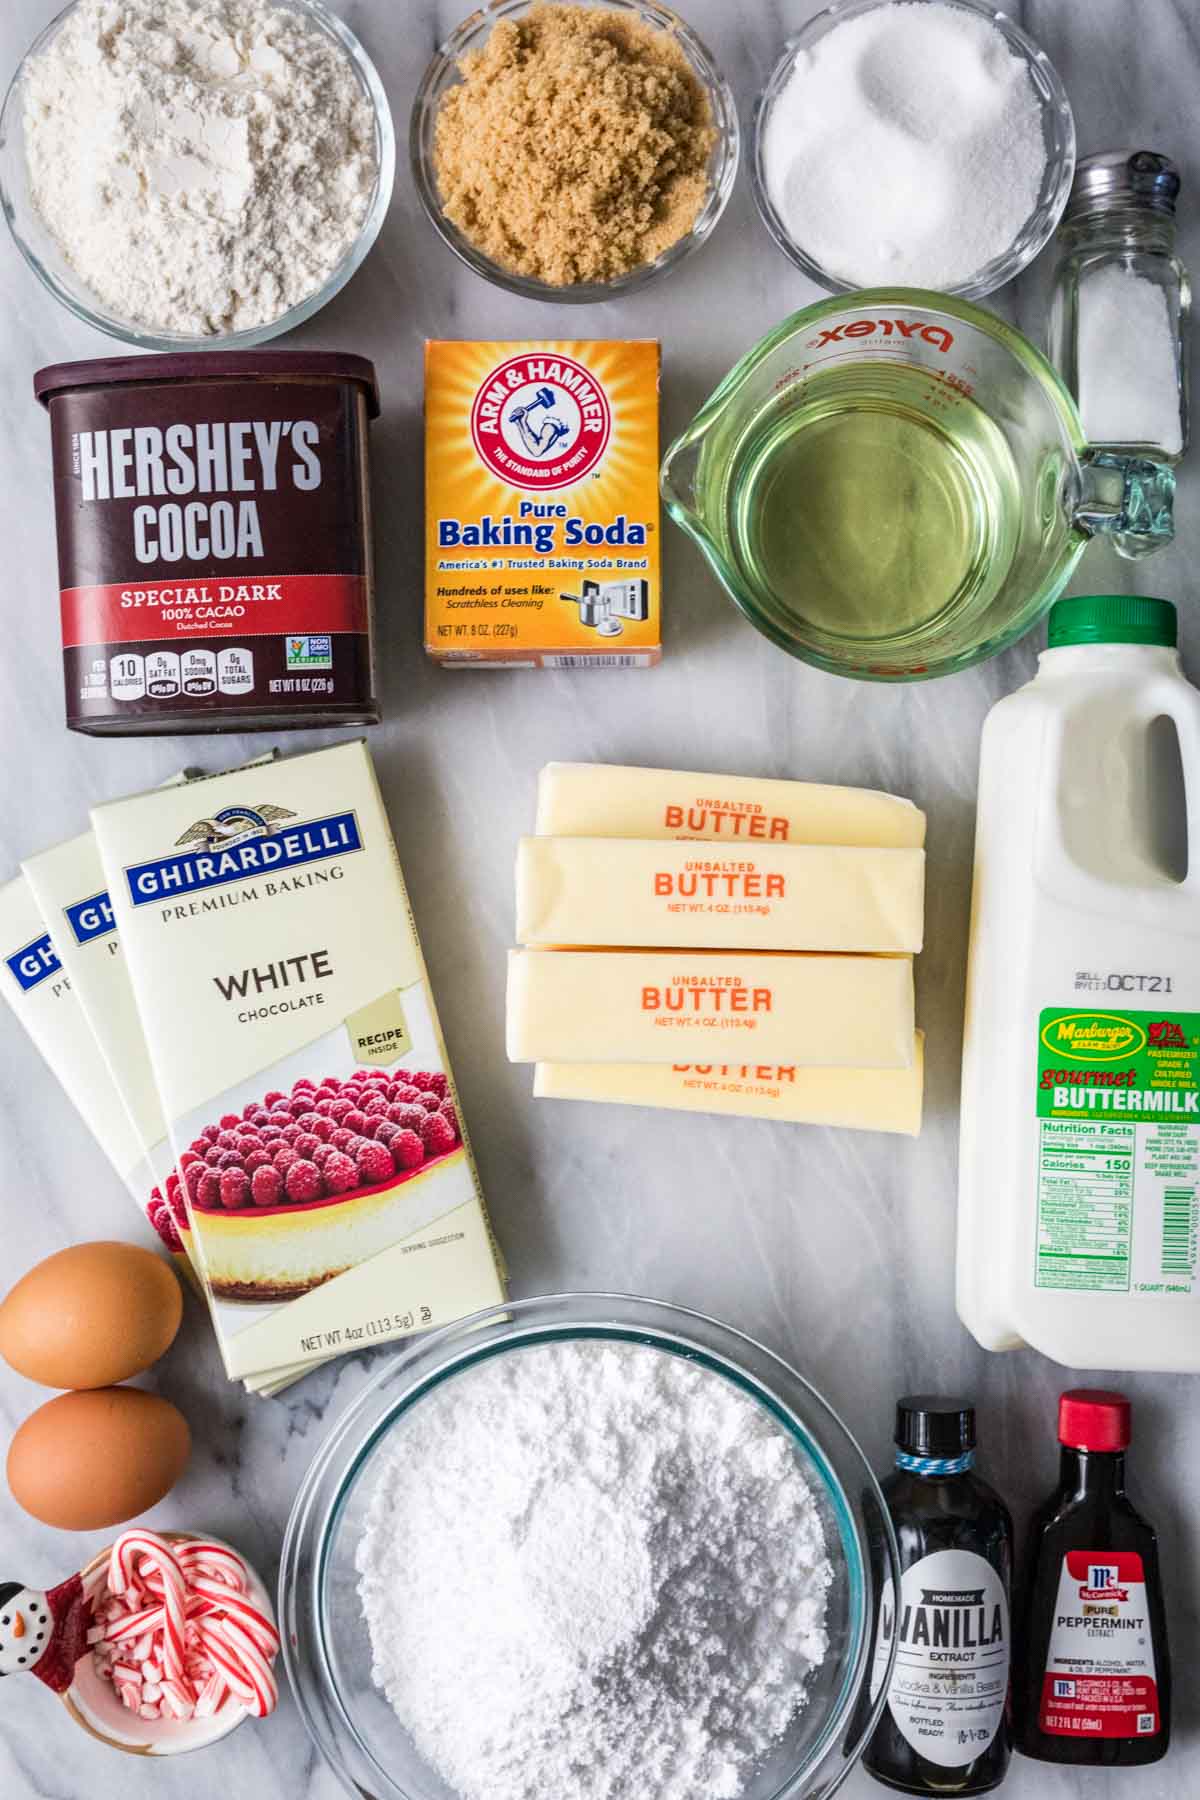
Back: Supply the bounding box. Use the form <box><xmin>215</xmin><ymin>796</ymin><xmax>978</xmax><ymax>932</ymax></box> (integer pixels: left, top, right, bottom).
<box><xmin>356</xmin><ymin>1338</ymin><xmax>834</xmax><ymax>1800</ymax></box>
<box><xmin>22</xmin><ymin>0</ymin><xmax>378</xmax><ymax>336</ymax></box>
<box><xmin>761</xmin><ymin>1</ymin><xmax>1048</xmax><ymax>290</ymax></box>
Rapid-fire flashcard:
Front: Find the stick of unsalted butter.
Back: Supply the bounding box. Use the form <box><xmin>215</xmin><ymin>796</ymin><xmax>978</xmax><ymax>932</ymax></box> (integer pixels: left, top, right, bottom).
<box><xmin>516</xmin><ymin>836</ymin><xmax>925</xmax><ymax>952</ymax></box>
<box><xmin>507</xmin><ymin>949</ymin><xmax>915</xmax><ymax>1069</ymax></box>
<box><xmin>535</xmin><ymin>763</ymin><xmax>926</xmax><ymax>848</ymax></box>
<box><xmin>535</xmin><ymin>1033</ymin><xmax>925</xmax><ymax>1135</ymax></box>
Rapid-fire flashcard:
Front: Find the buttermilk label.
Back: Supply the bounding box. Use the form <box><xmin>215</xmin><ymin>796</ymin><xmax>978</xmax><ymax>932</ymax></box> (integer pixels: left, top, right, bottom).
<box><xmin>1035</xmin><ymin>1007</ymin><xmax>1200</xmax><ymax>1299</ymax></box>
<box><xmin>873</xmin><ymin>1550</ymin><xmax>1010</xmax><ymax>1770</ymax></box>
<box><xmin>1038</xmin><ymin>1552</ymin><xmax>1161</xmax><ymax>1739</ymax></box>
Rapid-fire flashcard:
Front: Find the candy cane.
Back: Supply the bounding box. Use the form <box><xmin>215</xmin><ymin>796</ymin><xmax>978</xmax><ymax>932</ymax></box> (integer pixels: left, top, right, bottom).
<box><xmin>188</xmin><ymin>1577</ymin><xmax>281</xmax><ymax>1652</ymax></box>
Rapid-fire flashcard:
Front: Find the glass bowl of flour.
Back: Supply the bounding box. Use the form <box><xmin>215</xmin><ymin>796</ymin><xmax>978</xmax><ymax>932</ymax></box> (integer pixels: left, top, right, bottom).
<box><xmin>0</xmin><ymin>0</ymin><xmax>395</xmax><ymax>348</ymax></box>
<box><xmin>280</xmin><ymin>1293</ymin><xmax>900</xmax><ymax>1800</ymax></box>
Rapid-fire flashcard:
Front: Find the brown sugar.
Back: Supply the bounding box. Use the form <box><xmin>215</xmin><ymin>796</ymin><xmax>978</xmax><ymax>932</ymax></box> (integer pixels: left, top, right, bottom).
<box><xmin>433</xmin><ymin>4</ymin><xmax>717</xmax><ymax>285</ymax></box>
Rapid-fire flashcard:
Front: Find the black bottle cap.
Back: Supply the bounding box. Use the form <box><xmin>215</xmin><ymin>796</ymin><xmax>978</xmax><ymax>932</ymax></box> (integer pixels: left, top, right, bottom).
<box><xmin>895</xmin><ymin>1396</ymin><xmax>977</xmax><ymax>1459</ymax></box>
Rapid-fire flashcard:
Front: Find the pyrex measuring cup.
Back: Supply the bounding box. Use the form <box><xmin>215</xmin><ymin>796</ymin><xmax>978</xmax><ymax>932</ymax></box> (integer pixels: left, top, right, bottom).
<box><xmin>661</xmin><ymin>290</ymin><xmax>1175</xmax><ymax>681</ymax></box>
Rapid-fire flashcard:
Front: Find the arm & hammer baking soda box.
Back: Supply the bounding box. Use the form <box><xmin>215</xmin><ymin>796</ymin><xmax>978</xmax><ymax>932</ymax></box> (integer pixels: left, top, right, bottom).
<box><xmin>91</xmin><ymin>739</ymin><xmax>505</xmax><ymax>1381</ymax></box>
<box><xmin>425</xmin><ymin>340</ymin><xmax>661</xmax><ymax>667</ymax></box>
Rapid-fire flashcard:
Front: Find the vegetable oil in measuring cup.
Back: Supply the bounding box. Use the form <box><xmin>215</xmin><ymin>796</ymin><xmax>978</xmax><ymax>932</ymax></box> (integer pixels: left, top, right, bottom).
<box><xmin>714</xmin><ymin>361</ymin><xmax>1021</xmax><ymax>645</ymax></box>
<box><xmin>959</xmin><ymin>595</ymin><xmax>1200</xmax><ymax>1373</ymax></box>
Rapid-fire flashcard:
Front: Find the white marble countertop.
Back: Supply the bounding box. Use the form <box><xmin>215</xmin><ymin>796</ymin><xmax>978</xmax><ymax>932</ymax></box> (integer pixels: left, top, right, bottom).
<box><xmin>1</xmin><ymin>0</ymin><xmax>1197</xmax><ymax>1795</ymax></box>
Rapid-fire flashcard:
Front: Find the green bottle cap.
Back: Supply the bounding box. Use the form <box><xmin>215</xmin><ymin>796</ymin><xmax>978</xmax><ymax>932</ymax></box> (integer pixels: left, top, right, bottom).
<box><xmin>1048</xmin><ymin>594</ymin><xmax>1177</xmax><ymax>649</ymax></box>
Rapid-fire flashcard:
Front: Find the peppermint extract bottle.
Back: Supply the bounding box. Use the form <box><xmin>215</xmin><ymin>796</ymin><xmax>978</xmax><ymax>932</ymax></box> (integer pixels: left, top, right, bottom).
<box><xmin>866</xmin><ymin>1398</ymin><xmax>1013</xmax><ymax>1794</ymax></box>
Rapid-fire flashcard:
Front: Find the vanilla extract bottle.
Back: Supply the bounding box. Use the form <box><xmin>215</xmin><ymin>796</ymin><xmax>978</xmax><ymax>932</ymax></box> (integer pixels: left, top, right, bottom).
<box><xmin>866</xmin><ymin>1398</ymin><xmax>1013</xmax><ymax>1794</ymax></box>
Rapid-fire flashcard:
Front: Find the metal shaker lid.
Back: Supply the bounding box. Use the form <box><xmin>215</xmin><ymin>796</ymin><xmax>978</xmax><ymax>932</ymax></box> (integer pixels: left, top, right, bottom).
<box><xmin>1065</xmin><ymin>149</ymin><xmax>1181</xmax><ymax>220</ymax></box>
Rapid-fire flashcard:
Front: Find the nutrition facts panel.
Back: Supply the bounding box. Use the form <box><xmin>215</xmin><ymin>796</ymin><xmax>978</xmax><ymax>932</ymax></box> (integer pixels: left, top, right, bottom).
<box><xmin>1036</xmin><ymin>1119</ymin><xmax>1135</xmax><ymax>1292</ymax></box>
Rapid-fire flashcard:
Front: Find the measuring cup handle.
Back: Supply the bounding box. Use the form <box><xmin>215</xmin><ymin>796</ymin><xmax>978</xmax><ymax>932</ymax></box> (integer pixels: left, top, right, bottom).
<box><xmin>1073</xmin><ymin>451</ymin><xmax>1176</xmax><ymax>559</ymax></box>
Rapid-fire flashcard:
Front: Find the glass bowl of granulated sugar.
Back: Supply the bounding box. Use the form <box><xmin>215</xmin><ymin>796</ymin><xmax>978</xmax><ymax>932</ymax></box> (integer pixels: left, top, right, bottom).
<box><xmin>0</xmin><ymin>0</ymin><xmax>395</xmax><ymax>349</ymax></box>
<box><xmin>280</xmin><ymin>1293</ymin><xmax>901</xmax><ymax>1800</ymax></box>
<box><xmin>752</xmin><ymin>0</ymin><xmax>1075</xmax><ymax>299</ymax></box>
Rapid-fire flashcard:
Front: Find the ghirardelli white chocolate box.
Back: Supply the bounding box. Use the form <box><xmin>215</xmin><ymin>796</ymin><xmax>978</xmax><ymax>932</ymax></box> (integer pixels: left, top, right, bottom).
<box><xmin>92</xmin><ymin>739</ymin><xmax>505</xmax><ymax>1380</ymax></box>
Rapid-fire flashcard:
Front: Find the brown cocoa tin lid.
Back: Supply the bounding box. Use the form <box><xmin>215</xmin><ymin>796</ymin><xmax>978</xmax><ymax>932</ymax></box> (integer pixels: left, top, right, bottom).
<box><xmin>34</xmin><ymin>351</ymin><xmax>381</xmax><ymax>418</ymax></box>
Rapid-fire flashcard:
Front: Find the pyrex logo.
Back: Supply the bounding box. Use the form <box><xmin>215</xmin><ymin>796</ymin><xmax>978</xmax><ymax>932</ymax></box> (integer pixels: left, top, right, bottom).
<box><xmin>65</xmin><ymin>890</ymin><xmax>115</xmax><ymax>945</ymax></box>
<box><xmin>806</xmin><ymin>319</ymin><xmax>955</xmax><ymax>353</ymax></box>
<box><xmin>124</xmin><ymin>808</ymin><xmax>363</xmax><ymax>906</ymax></box>
<box><xmin>470</xmin><ymin>354</ymin><xmax>611</xmax><ymax>490</ymax></box>
<box><xmin>5</xmin><ymin>932</ymin><xmax>62</xmax><ymax>992</ymax></box>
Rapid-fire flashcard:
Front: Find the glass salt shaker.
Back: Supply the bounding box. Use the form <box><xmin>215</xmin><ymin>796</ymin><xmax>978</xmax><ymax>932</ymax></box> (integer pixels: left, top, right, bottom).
<box><xmin>1047</xmin><ymin>151</ymin><xmax>1190</xmax><ymax>465</ymax></box>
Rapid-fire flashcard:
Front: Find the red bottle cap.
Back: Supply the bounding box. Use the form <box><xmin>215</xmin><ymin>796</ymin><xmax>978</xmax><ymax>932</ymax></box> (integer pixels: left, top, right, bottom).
<box><xmin>1058</xmin><ymin>1388</ymin><xmax>1132</xmax><ymax>1452</ymax></box>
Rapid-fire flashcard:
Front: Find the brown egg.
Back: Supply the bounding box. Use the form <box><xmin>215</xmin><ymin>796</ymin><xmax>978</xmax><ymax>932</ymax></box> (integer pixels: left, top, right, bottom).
<box><xmin>7</xmin><ymin>1388</ymin><xmax>190</xmax><ymax>1529</ymax></box>
<box><xmin>0</xmin><ymin>1242</ymin><xmax>183</xmax><ymax>1389</ymax></box>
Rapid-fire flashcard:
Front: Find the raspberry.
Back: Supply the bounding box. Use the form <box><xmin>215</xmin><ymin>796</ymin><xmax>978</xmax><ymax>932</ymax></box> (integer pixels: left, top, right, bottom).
<box><xmin>392</xmin><ymin>1084</ymin><xmax>422</xmax><ymax>1106</ymax></box>
<box><xmin>242</xmin><ymin>1101</ymin><xmax>261</xmax><ymax>1122</ymax></box>
<box><xmin>202</xmin><ymin>1123</ymin><xmax>221</xmax><ymax>1144</ymax></box>
<box><xmin>281</xmin><ymin>1125</ymin><xmax>301</xmax><ymax>1146</ymax></box>
<box><xmin>342</xmin><ymin>1109</ymin><xmax>369</xmax><ymax>1136</ymax></box>
<box><xmin>219</xmin><ymin>1111</ymin><xmax>241</xmax><ymax>1129</ymax></box>
<box><xmin>285</xmin><ymin>1159</ymin><xmax>324</xmax><ymax>1203</ymax></box>
<box><xmin>243</xmin><ymin>1148</ymin><xmax>271</xmax><ymax>1175</ymax></box>
<box><xmin>250</xmin><ymin>1108</ymin><xmax>272</xmax><ymax>1127</ymax></box>
<box><xmin>218</xmin><ymin>1149</ymin><xmax>244</xmax><ymax>1170</ymax></box>
<box><xmin>274</xmin><ymin>1145</ymin><xmax>299</xmax><ymax>1173</ymax></box>
<box><xmin>409</xmin><ymin>1071</ymin><xmax>434</xmax><ymax>1092</ymax></box>
<box><xmin>293</xmin><ymin>1077</ymin><xmax>317</xmax><ymax>1092</ymax></box>
<box><xmin>440</xmin><ymin>1104</ymin><xmax>460</xmax><ymax>1142</ymax></box>
<box><xmin>294</xmin><ymin>1111</ymin><xmax>322</xmax><ymax>1134</ymax></box>
<box><xmin>166</xmin><ymin>1170</ymin><xmax>181</xmax><ymax>1199</ymax></box>
<box><xmin>204</xmin><ymin>1144</ymin><xmax>225</xmax><ymax>1167</ymax></box>
<box><xmin>215</xmin><ymin>1130</ymin><xmax>239</xmax><ymax>1150</ymax></box>
<box><xmin>388</xmin><ymin>1101</ymin><xmax>424</xmax><ymax>1129</ymax></box>
<box><xmin>310</xmin><ymin>1116</ymin><xmax>334</xmax><ymax>1142</ymax></box>
<box><xmin>182</xmin><ymin>1146</ymin><xmax>204</xmax><ymax>1166</ymax></box>
<box><xmin>373</xmin><ymin>1118</ymin><xmax>400</xmax><ymax>1145</ymax></box>
<box><xmin>391</xmin><ymin>1130</ymin><xmax>425</xmax><ymax>1172</ymax></box>
<box><xmin>263</xmin><ymin>1090</ymin><xmax>286</xmax><ymax>1109</ymax></box>
<box><xmin>329</xmin><ymin>1098</ymin><xmax>355</xmax><ymax>1124</ymax></box>
<box><xmin>330</xmin><ymin>1126</ymin><xmax>356</xmax><ymax>1151</ymax></box>
<box><xmin>419</xmin><ymin>1092</ymin><xmax>442</xmax><ymax>1113</ymax></box>
<box><xmin>314</xmin><ymin>1098</ymin><xmax>335</xmax><ymax>1118</ymax></box>
<box><xmin>288</xmin><ymin>1097</ymin><xmax>311</xmax><ymax>1120</ymax></box>
<box><xmin>312</xmin><ymin>1143</ymin><xmax>335</xmax><ymax>1168</ymax></box>
<box><xmin>322</xmin><ymin>1150</ymin><xmax>357</xmax><ymax>1195</ymax></box>
<box><xmin>361</xmin><ymin>1093</ymin><xmax>389</xmax><ymax>1117</ymax></box>
<box><xmin>184</xmin><ymin>1162</ymin><xmax>206</xmax><ymax>1201</ymax></box>
<box><xmin>421</xmin><ymin>1111</ymin><xmax>456</xmax><ymax>1157</ymax></box>
<box><xmin>269</xmin><ymin>1109</ymin><xmax>292</xmax><ymax>1128</ymax></box>
<box><xmin>148</xmin><ymin>1196</ymin><xmax>183</xmax><ymax>1254</ymax></box>
<box><xmin>220</xmin><ymin>1168</ymin><xmax>250</xmax><ymax>1210</ymax></box>
<box><xmin>197</xmin><ymin>1169</ymin><xmax>223</xmax><ymax>1209</ymax></box>
<box><xmin>319</xmin><ymin>1075</ymin><xmax>341</xmax><ymax>1091</ymax></box>
<box><xmin>251</xmin><ymin>1165</ymin><xmax>283</xmax><ymax>1208</ymax></box>
<box><xmin>236</xmin><ymin>1131</ymin><xmax>263</xmax><ymax>1153</ymax></box>
<box><xmin>427</xmin><ymin>1072</ymin><xmax>449</xmax><ymax>1100</ymax></box>
<box><xmin>168</xmin><ymin>1182</ymin><xmax>189</xmax><ymax>1226</ymax></box>
<box><xmin>356</xmin><ymin>1140</ymin><xmax>394</xmax><ymax>1185</ymax></box>
<box><xmin>294</xmin><ymin>1132</ymin><xmax>321</xmax><ymax>1159</ymax></box>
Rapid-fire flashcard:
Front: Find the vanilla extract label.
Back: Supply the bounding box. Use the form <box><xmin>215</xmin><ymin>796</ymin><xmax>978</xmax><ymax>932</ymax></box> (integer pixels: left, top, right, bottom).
<box><xmin>874</xmin><ymin>1549</ymin><xmax>1009</xmax><ymax>1770</ymax></box>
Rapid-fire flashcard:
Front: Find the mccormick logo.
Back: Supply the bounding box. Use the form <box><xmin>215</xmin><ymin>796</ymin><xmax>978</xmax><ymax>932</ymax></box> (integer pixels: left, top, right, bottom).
<box><xmin>470</xmin><ymin>353</ymin><xmax>611</xmax><ymax>490</ymax></box>
<box><xmin>1040</xmin><ymin>1011</ymin><xmax>1148</xmax><ymax>1061</ymax></box>
<box><xmin>1080</xmin><ymin>1564</ymin><xmax>1129</xmax><ymax>1603</ymax></box>
<box><xmin>65</xmin><ymin>889</ymin><xmax>115</xmax><ymax>945</ymax></box>
<box><xmin>123</xmin><ymin>803</ymin><xmax>362</xmax><ymax>905</ymax></box>
<box><xmin>5</xmin><ymin>931</ymin><xmax>62</xmax><ymax>992</ymax></box>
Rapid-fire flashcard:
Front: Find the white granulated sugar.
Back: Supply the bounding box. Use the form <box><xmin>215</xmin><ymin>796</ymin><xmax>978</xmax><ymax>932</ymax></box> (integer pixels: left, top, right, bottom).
<box><xmin>357</xmin><ymin>1339</ymin><xmax>834</xmax><ymax>1800</ymax></box>
<box><xmin>22</xmin><ymin>0</ymin><xmax>378</xmax><ymax>335</ymax></box>
<box><xmin>1077</xmin><ymin>264</ymin><xmax>1183</xmax><ymax>454</ymax></box>
<box><xmin>762</xmin><ymin>2</ymin><xmax>1047</xmax><ymax>289</ymax></box>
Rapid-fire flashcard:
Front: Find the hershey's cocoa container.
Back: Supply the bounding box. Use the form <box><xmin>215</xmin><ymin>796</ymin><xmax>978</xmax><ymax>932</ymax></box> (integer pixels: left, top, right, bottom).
<box><xmin>34</xmin><ymin>353</ymin><xmax>380</xmax><ymax>735</ymax></box>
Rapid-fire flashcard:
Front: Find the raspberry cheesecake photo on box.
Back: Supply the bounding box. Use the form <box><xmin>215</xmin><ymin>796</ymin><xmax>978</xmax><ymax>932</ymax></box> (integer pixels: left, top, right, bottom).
<box><xmin>172</xmin><ymin>1057</ymin><xmax>465</xmax><ymax>1305</ymax></box>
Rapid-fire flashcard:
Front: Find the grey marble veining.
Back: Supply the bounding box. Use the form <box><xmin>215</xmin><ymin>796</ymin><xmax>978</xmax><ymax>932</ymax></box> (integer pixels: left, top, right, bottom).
<box><xmin>0</xmin><ymin>1</ymin><xmax>1197</xmax><ymax>1796</ymax></box>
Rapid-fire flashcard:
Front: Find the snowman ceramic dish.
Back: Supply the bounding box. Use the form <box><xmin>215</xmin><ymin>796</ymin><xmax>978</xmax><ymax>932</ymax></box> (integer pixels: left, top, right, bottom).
<box><xmin>1</xmin><ymin>1529</ymin><xmax>278</xmax><ymax>1755</ymax></box>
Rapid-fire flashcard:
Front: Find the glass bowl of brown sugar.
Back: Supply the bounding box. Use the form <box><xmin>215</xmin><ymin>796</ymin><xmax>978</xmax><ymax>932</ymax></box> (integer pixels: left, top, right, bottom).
<box><xmin>410</xmin><ymin>0</ymin><xmax>740</xmax><ymax>302</ymax></box>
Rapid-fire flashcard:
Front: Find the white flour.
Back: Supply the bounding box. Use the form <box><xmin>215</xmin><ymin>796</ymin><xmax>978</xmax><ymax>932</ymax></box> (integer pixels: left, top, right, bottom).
<box><xmin>22</xmin><ymin>0</ymin><xmax>378</xmax><ymax>335</ymax></box>
<box><xmin>356</xmin><ymin>1339</ymin><xmax>834</xmax><ymax>1800</ymax></box>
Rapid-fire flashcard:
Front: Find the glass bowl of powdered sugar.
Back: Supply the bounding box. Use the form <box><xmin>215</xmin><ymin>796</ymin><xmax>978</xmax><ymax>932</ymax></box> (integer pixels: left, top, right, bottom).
<box><xmin>280</xmin><ymin>1292</ymin><xmax>900</xmax><ymax>1800</ymax></box>
<box><xmin>752</xmin><ymin>0</ymin><xmax>1075</xmax><ymax>299</ymax></box>
<box><xmin>0</xmin><ymin>0</ymin><xmax>395</xmax><ymax>348</ymax></box>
